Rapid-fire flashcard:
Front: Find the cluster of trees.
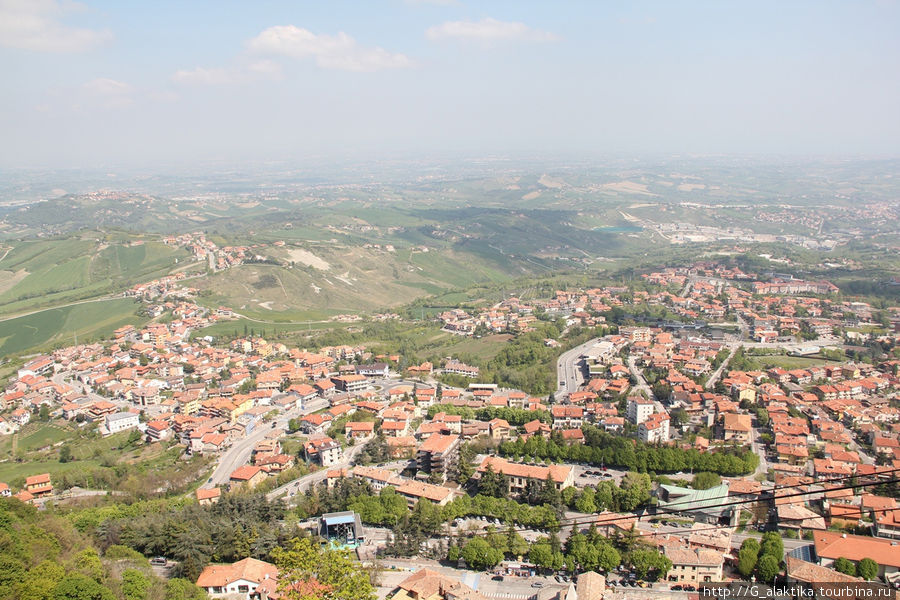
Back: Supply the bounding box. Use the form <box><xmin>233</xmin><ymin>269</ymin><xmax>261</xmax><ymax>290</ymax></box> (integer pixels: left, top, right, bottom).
<box><xmin>560</xmin><ymin>472</ymin><xmax>653</xmax><ymax>513</ymax></box>
<box><xmin>691</xmin><ymin>472</ymin><xmax>722</xmax><ymax>490</ymax></box>
<box><xmin>477</xmin><ymin>464</ymin><xmax>566</xmax><ymax>510</ymax></box>
<box><xmin>297</xmin><ymin>479</ymin><xmax>405</xmax><ymax>526</ymax></box>
<box><xmin>476</xmin><ymin>406</ymin><xmax>552</xmax><ymax>426</ymax></box>
<box><xmin>298</xmin><ymin>477</ymin><xmax>561</xmax><ymax>532</ymax></box>
<box><xmin>736</xmin><ymin>533</ymin><xmax>784</xmax><ymax>582</ymax></box>
<box><xmin>499</xmin><ymin>425</ymin><xmax>759</xmax><ymax>476</ymax></box>
<box><xmin>354</xmin><ymin>433</ymin><xmax>392</xmax><ymax>466</ymax></box>
<box><xmin>833</xmin><ymin>556</ymin><xmax>878</xmax><ymax>580</ymax></box>
<box><xmin>443</xmin><ymin>494</ymin><xmax>560</xmax><ymax>529</ymax></box>
<box><xmin>0</xmin><ymin>497</ymin><xmax>205</xmax><ymax>600</ymax></box>
<box><xmin>477</xmin><ymin>327</ymin><xmax>566</xmax><ymax>394</ymax></box>
<box><xmin>272</xmin><ymin>537</ymin><xmax>376</xmax><ymax>600</ymax></box>
<box><xmin>98</xmin><ymin>493</ymin><xmax>295</xmax><ymax>581</ymax></box>
<box><xmin>450</xmin><ymin>523</ymin><xmax>672</xmax><ymax>581</ymax></box>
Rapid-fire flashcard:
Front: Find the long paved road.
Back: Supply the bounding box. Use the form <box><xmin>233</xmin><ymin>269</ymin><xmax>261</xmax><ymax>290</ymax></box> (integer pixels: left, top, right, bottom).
<box><xmin>705</xmin><ymin>344</ymin><xmax>740</xmax><ymax>391</ymax></box>
<box><xmin>555</xmin><ymin>337</ymin><xmax>602</xmax><ymax>399</ymax></box>
<box><xmin>205</xmin><ymin>397</ymin><xmax>328</xmax><ymax>488</ymax></box>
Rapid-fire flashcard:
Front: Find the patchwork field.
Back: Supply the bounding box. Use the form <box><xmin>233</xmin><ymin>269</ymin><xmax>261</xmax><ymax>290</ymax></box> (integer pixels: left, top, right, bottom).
<box><xmin>0</xmin><ymin>236</ymin><xmax>189</xmax><ymax>317</ymax></box>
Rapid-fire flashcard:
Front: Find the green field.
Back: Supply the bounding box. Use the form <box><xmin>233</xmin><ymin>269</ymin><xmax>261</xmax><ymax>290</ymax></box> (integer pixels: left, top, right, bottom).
<box><xmin>0</xmin><ymin>421</ymin><xmax>71</xmax><ymax>456</ymax></box>
<box><xmin>195</xmin><ymin>317</ymin><xmax>345</xmax><ymax>340</ymax></box>
<box><xmin>0</xmin><ymin>457</ymin><xmax>103</xmax><ymax>485</ymax></box>
<box><xmin>0</xmin><ymin>236</ymin><xmax>188</xmax><ymax>317</ymax></box>
<box><xmin>742</xmin><ymin>353</ymin><xmax>842</xmax><ymax>371</ymax></box>
<box><xmin>0</xmin><ymin>297</ymin><xmax>146</xmax><ymax>356</ymax></box>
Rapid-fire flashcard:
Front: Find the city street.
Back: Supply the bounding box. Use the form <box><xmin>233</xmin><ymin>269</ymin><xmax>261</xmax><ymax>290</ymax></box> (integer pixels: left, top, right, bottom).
<box><xmin>205</xmin><ymin>397</ymin><xmax>328</xmax><ymax>488</ymax></box>
<box><xmin>556</xmin><ymin>337</ymin><xmax>602</xmax><ymax>398</ymax></box>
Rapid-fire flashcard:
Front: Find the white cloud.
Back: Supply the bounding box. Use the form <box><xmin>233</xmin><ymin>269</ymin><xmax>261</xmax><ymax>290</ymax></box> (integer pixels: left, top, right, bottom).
<box><xmin>172</xmin><ymin>59</ymin><xmax>283</xmax><ymax>86</ymax></box>
<box><xmin>247</xmin><ymin>59</ymin><xmax>283</xmax><ymax>79</ymax></box>
<box><xmin>405</xmin><ymin>0</ymin><xmax>459</xmax><ymax>5</ymax></box>
<box><xmin>0</xmin><ymin>0</ymin><xmax>111</xmax><ymax>53</ymax></box>
<box><xmin>83</xmin><ymin>77</ymin><xmax>130</xmax><ymax>96</ymax></box>
<box><xmin>248</xmin><ymin>25</ymin><xmax>413</xmax><ymax>72</ymax></box>
<box><xmin>172</xmin><ymin>66</ymin><xmax>236</xmax><ymax>86</ymax></box>
<box><xmin>82</xmin><ymin>77</ymin><xmax>132</xmax><ymax>107</ymax></box>
<box><xmin>425</xmin><ymin>17</ymin><xmax>558</xmax><ymax>43</ymax></box>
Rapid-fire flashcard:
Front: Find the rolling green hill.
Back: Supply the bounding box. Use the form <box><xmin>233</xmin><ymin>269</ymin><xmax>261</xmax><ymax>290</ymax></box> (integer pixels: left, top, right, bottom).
<box><xmin>0</xmin><ymin>235</ymin><xmax>190</xmax><ymax>317</ymax></box>
<box><xmin>0</xmin><ymin>297</ymin><xmax>146</xmax><ymax>356</ymax></box>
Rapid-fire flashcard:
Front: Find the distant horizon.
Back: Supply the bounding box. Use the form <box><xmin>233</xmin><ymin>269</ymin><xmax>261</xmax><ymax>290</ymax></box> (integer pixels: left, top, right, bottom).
<box><xmin>2</xmin><ymin>0</ymin><xmax>900</xmax><ymax>169</ymax></box>
<box><xmin>4</xmin><ymin>151</ymin><xmax>900</xmax><ymax>175</ymax></box>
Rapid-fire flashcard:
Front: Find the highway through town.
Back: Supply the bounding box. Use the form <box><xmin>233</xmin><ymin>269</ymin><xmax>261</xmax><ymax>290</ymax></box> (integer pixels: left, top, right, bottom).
<box><xmin>205</xmin><ymin>397</ymin><xmax>328</xmax><ymax>488</ymax></box>
<box><xmin>555</xmin><ymin>337</ymin><xmax>602</xmax><ymax>399</ymax></box>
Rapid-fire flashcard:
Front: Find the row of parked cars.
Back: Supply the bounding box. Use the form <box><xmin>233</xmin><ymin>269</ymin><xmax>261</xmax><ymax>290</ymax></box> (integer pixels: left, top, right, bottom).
<box><xmin>609</xmin><ymin>580</ymin><xmax>650</xmax><ymax>588</ymax></box>
<box><xmin>670</xmin><ymin>584</ymin><xmax>698</xmax><ymax>591</ymax></box>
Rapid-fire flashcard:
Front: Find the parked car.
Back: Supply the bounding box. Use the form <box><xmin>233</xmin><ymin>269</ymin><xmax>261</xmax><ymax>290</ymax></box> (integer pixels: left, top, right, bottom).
<box><xmin>150</xmin><ymin>557</ymin><xmax>167</xmax><ymax>566</ymax></box>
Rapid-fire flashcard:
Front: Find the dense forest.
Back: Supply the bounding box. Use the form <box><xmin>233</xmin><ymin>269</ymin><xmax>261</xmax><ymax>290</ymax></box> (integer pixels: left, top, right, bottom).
<box><xmin>0</xmin><ymin>497</ymin><xmax>205</xmax><ymax>600</ymax></box>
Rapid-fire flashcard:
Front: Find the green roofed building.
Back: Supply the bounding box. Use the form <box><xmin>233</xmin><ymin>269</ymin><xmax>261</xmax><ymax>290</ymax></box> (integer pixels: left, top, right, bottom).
<box><xmin>655</xmin><ymin>483</ymin><xmax>736</xmax><ymax>525</ymax></box>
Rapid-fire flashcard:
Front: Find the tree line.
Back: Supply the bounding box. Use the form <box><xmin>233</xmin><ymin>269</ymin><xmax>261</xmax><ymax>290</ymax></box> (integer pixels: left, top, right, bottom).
<box><xmin>426</xmin><ymin>403</ymin><xmax>552</xmax><ymax>426</ymax></box>
<box><xmin>499</xmin><ymin>425</ymin><xmax>759</xmax><ymax>476</ymax></box>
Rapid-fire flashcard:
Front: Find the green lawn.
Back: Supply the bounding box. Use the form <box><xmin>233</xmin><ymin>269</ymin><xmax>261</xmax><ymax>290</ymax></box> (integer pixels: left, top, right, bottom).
<box><xmin>743</xmin><ymin>354</ymin><xmax>841</xmax><ymax>371</ymax></box>
<box><xmin>431</xmin><ymin>333</ymin><xmax>513</xmax><ymax>362</ymax></box>
<box><xmin>18</xmin><ymin>424</ymin><xmax>71</xmax><ymax>452</ymax></box>
<box><xmin>195</xmin><ymin>317</ymin><xmax>343</xmax><ymax>340</ymax></box>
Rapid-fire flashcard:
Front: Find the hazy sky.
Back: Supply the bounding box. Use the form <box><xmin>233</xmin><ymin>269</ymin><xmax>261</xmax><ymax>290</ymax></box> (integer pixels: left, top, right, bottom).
<box><xmin>1</xmin><ymin>0</ymin><xmax>899</xmax><ymax>169</ymax></box>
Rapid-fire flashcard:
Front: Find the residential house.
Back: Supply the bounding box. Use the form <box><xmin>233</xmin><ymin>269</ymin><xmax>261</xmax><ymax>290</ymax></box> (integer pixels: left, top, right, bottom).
<box><xmin>229</xmin><ymin>465</ymin><xmax>267</xmax><ymax>490</ymax></box>
<box><xmin>351</xmin><ymin>466</ymin><xmax>403</xmax><ymax>492</ymax></box>
<box><xmin>477</xmin><ymin>456</ymin><xmax>574</xmax><ymax>493</ymax></box>
<box><xmin>416</xmin><ymin>434</ymin><xmax>460</xmax><ymax>482</ymax></box>
<box><xmin>663</xmin><ymin>546</ymin><xmax>724</xmax><ymax>584</ymax></box>
<box><xmin>626</xmin><ymin>397</ymin><xmax>655</xmax><ymax>425</ymax></box>
<box><xmin>344</xmin><ymin>421</ymin><xmax>375</xmax><ymax>440</ymax></box>
<box><xmin>105</xmin><ymin>412</ymin><xmax>140</xmax><ymax>435</ymax></box>
<box><xmin>331</xmin><ymin>374</ymin><xmax>369</xmax><ymax>393</ymax></box>
<box><xmin>195</xmin><ymin>557</ymin><xmax>278</xmax><ymax>600</ymax></box>
<box><xmin>24</xmin><ymin>473</ymin><xmax>53</xmax><ymax>498</ymax></box>
<box><xmin>718</xmin><ymin>413</ymin><xmax>752</xmax><ymax>443</ymax></box>
<box><xmin>639</xmin><ymin>413</ymin><xmax>670</xmax><ymax>444</ymax></box>
<box><xmin>391</xmin><ymin>568</ymin><xmax>487</xmax><ymax>600</ymax></box>
<box><xmin>813</xmin><ymin>530</ymin><xmax>900</xmax><ymax>577</ymax></box>
<box><xmin>550</xmin><ymin>405</ymin><xmax>584</xmax><ymax>430</ymax></box>
<box><xmin>395</xmin><ymin>480</ymin><xmax>455</xmax><ymax>508</ymax></box>
<box><xmin>196</xmin><ymin>487</ymin><xmax>222</xmax><ymax>506</ymax></box>
<box><xmin>304</xmin><ymin>437</ymin><xmax>342</xmax><ymax>466</ymax></box>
